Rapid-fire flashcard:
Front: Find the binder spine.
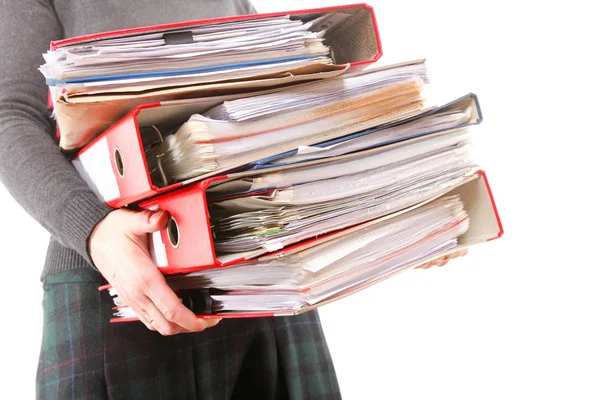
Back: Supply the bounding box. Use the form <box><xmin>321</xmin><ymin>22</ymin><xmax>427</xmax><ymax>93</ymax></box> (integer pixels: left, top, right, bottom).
<box><xmin>73</xmin><ymin>106</ymin><xmax>161</xmax><ymax>207</ymax></box>
<box><xmin>139</xmin><ymin>182</ymin><xmax>220</xmax><ymax>273</ymax></box>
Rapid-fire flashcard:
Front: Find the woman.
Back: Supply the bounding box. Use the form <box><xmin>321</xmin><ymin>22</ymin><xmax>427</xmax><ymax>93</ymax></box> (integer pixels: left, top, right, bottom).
<box><xmin>0</xmin><ymin>0</ymin><xmax>464</xmax><ymax>398</ymax></box>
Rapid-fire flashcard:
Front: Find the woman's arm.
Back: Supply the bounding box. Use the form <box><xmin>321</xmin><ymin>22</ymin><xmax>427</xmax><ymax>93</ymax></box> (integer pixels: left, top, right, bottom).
<box><xmin>0</xmin><ymin>0</ymin><xmax>112</xmax><ymax>264</ymax></box>
<box><xmin>0</xmin><ymin>0</ymin><xmax>216</xmax><ymax>336</ymax></box>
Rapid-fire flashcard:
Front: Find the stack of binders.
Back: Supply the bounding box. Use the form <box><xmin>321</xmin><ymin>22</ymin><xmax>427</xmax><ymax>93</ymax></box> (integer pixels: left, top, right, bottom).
<box><xmin>40</xmin><ymin>4</ymin><xmax>503</xmax><ymax>322</ymax></box>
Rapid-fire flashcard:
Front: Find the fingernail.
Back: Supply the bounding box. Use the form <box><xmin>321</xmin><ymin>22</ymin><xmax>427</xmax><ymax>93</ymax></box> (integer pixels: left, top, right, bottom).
<box><xmin>150</xmin><ymin>211</ymin><xmax>163</xmax><ymax>224</ymax></box>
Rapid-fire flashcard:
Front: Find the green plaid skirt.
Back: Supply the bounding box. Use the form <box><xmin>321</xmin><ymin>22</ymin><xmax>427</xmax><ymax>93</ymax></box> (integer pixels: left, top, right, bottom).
<box><xmin>37</xmin><ymin>268</ymin><xmax>341</xmax><ymax>400</ymax></box>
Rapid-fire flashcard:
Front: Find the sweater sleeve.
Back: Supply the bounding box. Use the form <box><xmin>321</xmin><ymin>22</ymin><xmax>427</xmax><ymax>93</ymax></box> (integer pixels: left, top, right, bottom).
<box><xmin>243</xmin><ymin>0</ymin><xmax>258</xmax><ymax>14</ymax></box>
<box><xmin>0</xmin><ymin>0</ymin><xmax>113</xmax><ymax>267</ymax></box>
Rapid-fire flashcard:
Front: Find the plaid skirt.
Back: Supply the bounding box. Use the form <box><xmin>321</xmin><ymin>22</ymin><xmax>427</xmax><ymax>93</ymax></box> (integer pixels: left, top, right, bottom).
<box><xmin>37</xmin><ymin>268</ymin><xmax>341</xmax><ymax>400</ymax></box>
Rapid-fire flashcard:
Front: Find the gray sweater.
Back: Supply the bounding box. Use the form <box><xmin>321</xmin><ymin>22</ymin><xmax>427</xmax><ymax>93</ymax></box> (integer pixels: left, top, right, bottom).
<box><xmin>0</xmin><ymin>0</ymin><xmax>256</xmax><ymax>280</ymax></box>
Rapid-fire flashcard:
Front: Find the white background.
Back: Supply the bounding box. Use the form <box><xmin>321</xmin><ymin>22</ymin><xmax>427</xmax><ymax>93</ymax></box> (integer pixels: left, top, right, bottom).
<box><xmin>1</xmin><ymin>0</ymin><xmax>599</xmax><ymax>398</ymax></box>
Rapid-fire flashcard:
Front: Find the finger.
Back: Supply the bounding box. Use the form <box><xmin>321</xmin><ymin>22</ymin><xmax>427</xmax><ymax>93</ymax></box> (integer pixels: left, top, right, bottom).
<box><xmin>203</xmin><ymin>318</ymin><xmax>222</xmax><ymax>329</ymax></box>
<box><xmin>117</xmin><ymin>293</ymin><xmax>157</xmax><ymax>331</ymax></box>
<box><xmin>134</xmin><ymin>306</ymin><xmax>157</xmax><ymax>331</ymax></box>
<box><xmin>456</xmin><ymin>249</ymin><xmax>469</xmax><ymax>258</ymax></box>
<box><xmin>448</xmin><ymin>249</ymin><xmax>468</xmax><ymax>260</ymax></box>
<box><xmin>126</xmin><ymin>210</ymin><xmax>170</xmax><ymax>235</ymax></box>
<box><xmin>145</xmin><ymin>274</ymin><xmax>211</xmax><ymax>332</ymax></box>
<box><xmin>125</xmin><ymin>290</ymin><xmax>186</xmax><ymax>335</ymax></box>
<box><xmin>143</xmin><ymin>298</ymin><xmax>189</xmax><ymax>336</ymax></box>
<box><xmin>129</xmin><ymin>306</ymin><xmax>156</xmax><ymax>331</ymax></box>
<box><xmin>436</xmin><ymin>259</ymin><xmax>449</xmax><ymax>267</ymax></box>
<box><xmin>429</xmin><ymin>258</ymin><xmax>443</xmax><ymax>267</ymax></box>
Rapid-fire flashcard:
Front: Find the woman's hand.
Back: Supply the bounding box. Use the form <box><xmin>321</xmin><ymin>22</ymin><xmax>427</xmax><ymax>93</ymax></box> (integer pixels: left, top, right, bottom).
<box><xmin>416</xmin><ymin>249</ymin><xmax>469</xmax><ymax>269</ymax></box>
<box><xmin>89</xmin><ymin>208</ymin><xmax>220</xmax><ymax>335</ymax></box>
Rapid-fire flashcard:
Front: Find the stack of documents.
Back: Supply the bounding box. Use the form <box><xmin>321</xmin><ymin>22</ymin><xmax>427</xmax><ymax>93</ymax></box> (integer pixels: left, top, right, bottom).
<box><xmin>41</xmin><ymin>15</ymin><xmax>334</xmax><ymax>85</ymax></box>
<box><xmin>113</xmin><ymin>195</ymin><xmax>470</xmax><ymax>316</ymax></box>
<box><xmin>147</xmin><ymin>61</ymin><xmax>428</xmax><ymax>184</ymax></box>
<box><xmin>40</xmin><ymin>5</ymin><xmax>503</xmax><ymax>320</ymax></box>
<box><xmin>41</xmin><ymin>11</ymin><xmax>366</xmax><ymax>150</ymax></box>
<box><xmin>208</xmin><ymin>132</ymin><xmax>473</xmax><ymax>255</ymax></box>
<box><xmin>102</xmin><ymin>85</ymin><xmax>501</xmax><ymax>319</ymax></box>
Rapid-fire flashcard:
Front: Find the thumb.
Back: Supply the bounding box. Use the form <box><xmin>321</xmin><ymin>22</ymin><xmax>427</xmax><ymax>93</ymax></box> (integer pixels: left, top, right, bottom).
<box><xmin>126</xmin><ymin>210</ymin><xmax>169</xmax><ymax>235</ymax></box>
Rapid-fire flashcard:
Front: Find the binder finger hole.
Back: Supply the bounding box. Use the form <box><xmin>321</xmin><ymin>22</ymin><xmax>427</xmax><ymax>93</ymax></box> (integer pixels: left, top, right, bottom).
<box><xmin>167</xmin><ymin>217</ymin><xmax>180</xmax><ymax>248</ymax></box>
<box><xmin>114</xmin><ymin>148</ymin><xmax>125</xmax><ymax>178</ymax></box>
